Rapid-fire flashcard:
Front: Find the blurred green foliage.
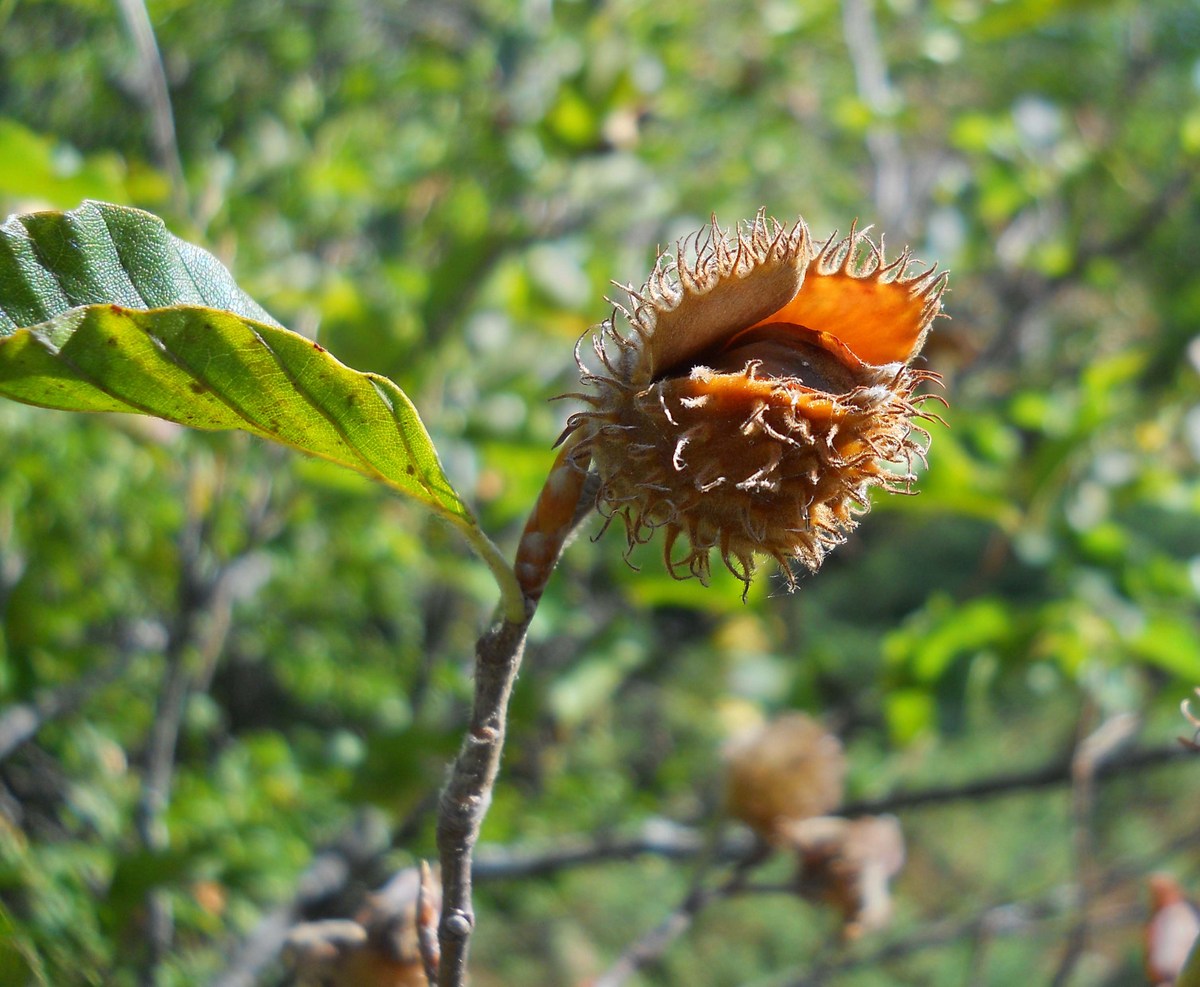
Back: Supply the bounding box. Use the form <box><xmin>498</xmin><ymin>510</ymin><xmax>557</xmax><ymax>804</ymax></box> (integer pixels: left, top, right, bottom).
<box><xmin>1</xmin><ymin>0</ymin><xmax>1199</xmax><ymax>984</ymax></box>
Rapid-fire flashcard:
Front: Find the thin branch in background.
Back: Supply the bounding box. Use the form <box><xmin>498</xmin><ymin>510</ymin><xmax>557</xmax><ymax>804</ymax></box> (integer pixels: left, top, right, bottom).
<box><xmin>594</xmin><ymin>887</ymin><xmax>713</xmax><ymax>987</ymax></box>
<box><xmin>208</xmin><ymin>817</ymin><xmax>729</xmax><ymax>987</ymax></box>
<box><xmin>113</xmin><ymin>0</ymin><xmax>189</xmax><ymax>218</ymax></box>
<box><xmin>958</xmin><ymin>133</ymin><xmax>1198</xmax><ymax>383</ymax></box>
<box><xmin>593</xmin><ymin>845</ymin><xmax>770</xmax><ymax>987</ymax></box>
<box><xmin>792</xmin><ymin>752</ymin><xmax>1200</xmax><ymax>986</ymax></box>
<box><xmin>207</xmin><ymin>796</ymin><xmax>436</xmax><ymax>987</ymax></box>
<box><xmin>134</xmin><ymin>490</ymin><xmax>217</xmax><ymax>986</ymax></box>
<box><xmin>0</xmin><ymin>645</ymin><xmax>139</xmax><ymax>763</ymax></box>
<box><xmin>786</xmin><ymin>820</ymin><xmax>1200</xmax><ymax>987</ymax></box>
<box><xmin>840</xmin><ymin>0</ymin><xmax>909</xmax><ymax>235</ymax></box>
<box><xmin>209</xmin><ymin>811</ymin><xmax>395</xmax><ymax>987</ymax></box>
<box><xmin>800</xmin><ymin>894</ymin><xmax>1062</xmax><ymax>984</ymax></box>
<box><xmin>841</xmin><ymin>741</ymin><xmax>1188</xmax><ymax>816</ymax></box>
<box><xmin>204</xmin><ymin>728</ymin><xmax>1190</xmax><ymax>984</ymax></box>
<box><xmin>477</xmin><ymin>735</ymin><xmax>1187</xmax><ymax>983</ymax></box>
<box><xmin>1062</xmin><ymin>172</ymin><xmax>1195</xmax><ymax>284</ymax></box>
<box><xmin>473</xmin><ymin>819</ymin><xmax>752</xmax><ymax>881</ymax></box>
<box><xmin>785</xmin><ymin>891</ymin><xmax>1083</xmax><ymax>986</ymax></box>
<box><xmin>477</xmin><ymin>739</ymin><xmax>1188</xmax><ymax>886</ymax></box>
<box><xmin>134</xmin><ymin>471</ymin><xmax>276</xmax><ymax>987</ymax></box>
<box><xmin>1049</xmin><ymin>711</ymin><xmax>1140</xmax><ymax>987</ymax></box>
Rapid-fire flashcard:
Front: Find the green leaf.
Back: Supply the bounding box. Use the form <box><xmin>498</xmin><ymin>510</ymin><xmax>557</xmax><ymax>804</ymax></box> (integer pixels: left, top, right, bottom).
<box><xmin>0</xmin><ymin>304</ymin><xmax>471</xmax><ymax>518</ymax></box>
<box><xmin>0</xmin><ymin>200</ymin><xmax>524</xmax><ymax>617</ymax></box>
<box><xmin>0</xmin><ymin>199</ymin><xmax>277</xmax><ymax>333</ymax></box>
<box><xmin>1132</xmin><ymin>614</ymin><xmax>1200</xmax><ymax>680</ymax></box>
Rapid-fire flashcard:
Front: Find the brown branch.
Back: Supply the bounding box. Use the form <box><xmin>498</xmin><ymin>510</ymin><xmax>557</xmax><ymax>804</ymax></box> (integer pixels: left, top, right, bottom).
<box><xmin>841</xmin><ymin>741</ymin><xmax>1188</xmax><ymax>816</ymax></box>
<box><xmin>433</xmin><ymin>459</ymin><xmax>596</xmax><ymax>985</ymax></box>
<box><xmin>474</xmin><ymin>820</ymin><xmax>753</xmax><ymax>881</ymax></box>
<box><xmin>466</xmin><ymin>741</ymin><xmax>1191</xmax><ymax>886</ymax></box>
<box><xmin>435</xmin><ymin>615</ymin><xmax>532</xmax><ymax>985</ymax></box>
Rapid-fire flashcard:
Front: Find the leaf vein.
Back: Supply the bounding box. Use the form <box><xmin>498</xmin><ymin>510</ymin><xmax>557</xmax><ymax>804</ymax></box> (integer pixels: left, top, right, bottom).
<box><xmin>97</xmin><ymin>207</ymin><xmax>151</xmax><ymax>310</ymax></box>
<box><xmin>137</xmin><ymin>317</ymin><xmax>274</xmax><ymax>437</ymax></box>
<box><xmin>244</xmin><ymin>326</ymin><xmax>388</xmax><ymax>485</ymax></box>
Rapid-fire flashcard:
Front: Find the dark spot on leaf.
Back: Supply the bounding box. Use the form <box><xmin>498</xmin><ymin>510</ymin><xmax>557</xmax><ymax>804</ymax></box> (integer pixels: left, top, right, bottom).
<box><xmin>107</xmin><ymin>336</ymin><xmax>118</xmax><ymax>346</ymax></box>
<box><xmin>313</xmin><ymin>342</ymin><xmax>325</xmax><ymax>352</ymax></box>
<box><xmin>347</xmin><ymin>395</ymin><xmax>356</xmax><ymax>406</ymax></box>
<box><xmin>406</xmin><ymin>465</ymin><xmax>416</xmax><ymax>476</ymax></box>
<box><xmin>110</xmin><ymin>304</ymin><xmax>125</xmax><ymax>315</ymax></box>
<box><xmin>189</xmin><ymin>381</ymin><xmax>206</xmax><ymax>394</ymax></box>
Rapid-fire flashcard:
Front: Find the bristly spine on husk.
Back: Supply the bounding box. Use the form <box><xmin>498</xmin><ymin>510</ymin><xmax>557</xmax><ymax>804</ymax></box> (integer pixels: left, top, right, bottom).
<box><xmin>558</xmin><ymin>211</ymin><xmax>947</xmax><ymax>593</ymax></box>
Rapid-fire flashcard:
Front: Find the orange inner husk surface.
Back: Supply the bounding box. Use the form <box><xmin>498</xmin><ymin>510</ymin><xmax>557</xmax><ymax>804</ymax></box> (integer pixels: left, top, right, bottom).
<box><xmin>750</xmin><ymin>269</ymin><xmax>928</xmax><ymax>366</ymax></box>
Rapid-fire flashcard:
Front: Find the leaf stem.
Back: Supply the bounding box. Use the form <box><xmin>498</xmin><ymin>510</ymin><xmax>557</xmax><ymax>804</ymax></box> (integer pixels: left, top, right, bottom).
<box><xmin>453</xmin><ymin>518</ymin><xmax>527</xmax><ymax>624</ymax></box>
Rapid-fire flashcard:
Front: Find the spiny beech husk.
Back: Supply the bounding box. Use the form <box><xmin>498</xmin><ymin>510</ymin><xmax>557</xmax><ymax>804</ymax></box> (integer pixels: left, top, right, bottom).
<box><xmin>561</xmin><ymin>212</ymin><xmax>947</xmax><ymax>589</ymax></box>
<box><xmin>723</xmin><ymin>713</ymin><xmax>847</xmax><ymax>840</ymax></box>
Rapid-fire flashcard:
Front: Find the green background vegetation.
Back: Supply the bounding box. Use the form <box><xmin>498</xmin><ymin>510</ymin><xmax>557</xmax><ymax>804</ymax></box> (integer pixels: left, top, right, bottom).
<box><xmin>2</xmin><ymin>0</ymin><xmax>1199</xmax><ymax>983</ymax></box>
